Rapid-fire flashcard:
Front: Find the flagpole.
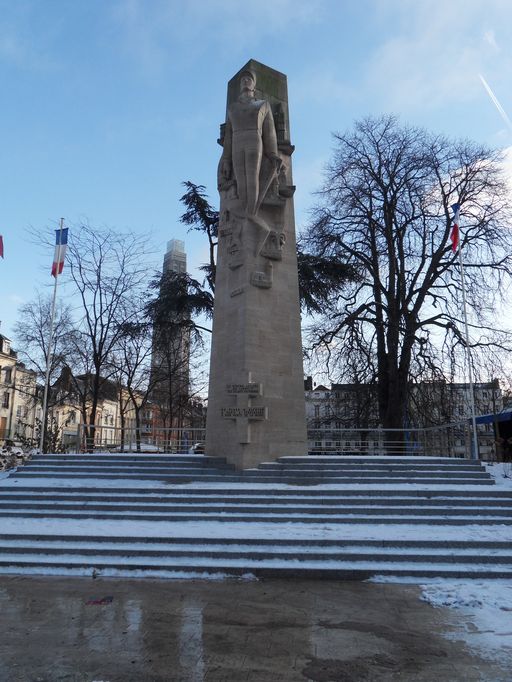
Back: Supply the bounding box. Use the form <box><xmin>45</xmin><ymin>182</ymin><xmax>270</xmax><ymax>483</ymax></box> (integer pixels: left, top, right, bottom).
<box><xmin>456</xmin><ymin>224</ymin><xmax>479</xmax><ymax>461</ymax></box>
<box><xmin>39</xmin><ymin>218</ymin><xmax>64</xmax><ymax>453</ymax></box>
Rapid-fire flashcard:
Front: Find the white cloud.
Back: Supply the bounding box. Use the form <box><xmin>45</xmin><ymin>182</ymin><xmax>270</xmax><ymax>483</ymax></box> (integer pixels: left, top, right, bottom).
<box><xmin>483</xmin><ymin>29</ymin><xmax>499</xmax><ymax>51</ymax></box>
<box><xmin>111</xmin><ymin>0</ymin><xmax>325</xmax><ymax>75</ymax></box>
<box><xmin>364</xmin><ymin>0</ymin><xmax>512</xmax><ymax>113</ymax></box>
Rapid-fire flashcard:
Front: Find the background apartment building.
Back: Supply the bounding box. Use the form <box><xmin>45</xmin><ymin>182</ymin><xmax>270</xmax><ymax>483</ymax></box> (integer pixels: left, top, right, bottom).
<box><xmin>0</xmin><ymin>333</ymin><xmax>38</xmax><ymax>444</ymax></box>
<box><xmin>305</xmin><ymin>378</ymin><xmax>505</xmax><ymax>457</ymax></box>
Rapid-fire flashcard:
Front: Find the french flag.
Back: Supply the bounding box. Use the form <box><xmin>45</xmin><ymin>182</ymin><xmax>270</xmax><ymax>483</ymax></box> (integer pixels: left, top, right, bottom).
<box><xmin>51</xmin><ymin>227</ymin><xmax>68</xmax><ymax>277</ymax></box>
<box><xmin>450</xmin><ymin>203</ymin><xmax>460</xmax><ymax>253</ymax></box>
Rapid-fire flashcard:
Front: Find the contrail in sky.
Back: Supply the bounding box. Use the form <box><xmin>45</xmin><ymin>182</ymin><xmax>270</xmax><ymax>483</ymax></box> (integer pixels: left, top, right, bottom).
<box><xmin>479</xmin><ymin>74</ymin><xmax>512</xmax><ymax>133</ymax></box>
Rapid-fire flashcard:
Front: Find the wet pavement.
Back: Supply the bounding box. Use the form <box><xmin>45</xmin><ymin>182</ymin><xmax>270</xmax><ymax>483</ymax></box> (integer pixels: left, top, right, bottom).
<box><xmin>0</xmin><ymin>576</ymin><xmax>509</xmax><ymax>682</ymax></box>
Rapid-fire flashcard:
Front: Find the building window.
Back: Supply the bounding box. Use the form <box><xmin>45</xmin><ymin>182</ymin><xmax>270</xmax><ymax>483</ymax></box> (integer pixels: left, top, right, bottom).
<box><xmin>4</xmin><ymin>368</ymin><xmax>12</xmax><ymax>384</ymax></box>
<box><xmin>2</xmin><ymin>392</ymin><xmax>9</xmax><ymax>408</ymax></box>
<box><xmin>314</xmin><ymin>405</ymin><xmax>320</xmax><ymax>418</ymax></box>
<box><xmin>16</xmin><ymin>405</ymin><xmax>22</xmax><ymax>417</ymax></box>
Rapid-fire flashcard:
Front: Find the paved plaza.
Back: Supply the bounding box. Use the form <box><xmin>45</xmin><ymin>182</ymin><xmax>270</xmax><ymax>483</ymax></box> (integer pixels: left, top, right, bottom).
<box><xmin>0</xmin><ymin>575</ymin><xmax>510</xmax><ymax>682</ymax></box>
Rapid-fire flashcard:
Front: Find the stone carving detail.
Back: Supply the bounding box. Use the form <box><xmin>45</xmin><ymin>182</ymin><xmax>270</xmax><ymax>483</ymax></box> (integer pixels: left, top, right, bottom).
<box><xmin>250</xmin><ymin>262</ymin><xmax>273</xmax><ymax>289</ymax></box>
<box><xmin>260</xmin><ymin>230</ymin><xmax>285</xmax><ymax>261</ymax></box>
<box><xmin>218</xmin><ymin>67</ymin><xmax>293</xmax><ymax>291</ymax></box>
<box><xmin>222</xmin><ymin>372</ymin><xmax>267</xmax><ymax>444</ymax></box>
<box><xmin>226</xmin><ymin>219</ymin><xmax>244</xmax><ymax>270</ymax></box>
<box><xmin>219</xmin><ymin>68</ymin><xmax>282</xmax><ymax>218</ymax></box>
<box><xmin>226</xmin><ymin>383</ymin><xmax>262</xmax><ymax>395</ymax></box>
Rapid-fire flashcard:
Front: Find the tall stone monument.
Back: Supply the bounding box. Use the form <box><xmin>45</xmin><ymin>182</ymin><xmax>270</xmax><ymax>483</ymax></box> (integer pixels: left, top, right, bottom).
<box><xmin>206</xmin><ymin>60</ymin><xmax>307</xmax><ymax>468</ymax></box>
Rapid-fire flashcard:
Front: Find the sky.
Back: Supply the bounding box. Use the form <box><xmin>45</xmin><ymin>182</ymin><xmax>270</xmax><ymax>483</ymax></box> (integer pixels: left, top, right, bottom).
<box><xmin>1</xmin><ymin>0</ymin><xmax>512</xmax><ymax>341</ymax></box>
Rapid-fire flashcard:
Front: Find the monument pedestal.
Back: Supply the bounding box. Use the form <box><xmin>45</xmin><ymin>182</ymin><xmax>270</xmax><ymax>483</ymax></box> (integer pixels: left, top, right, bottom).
<box><xmin>206</xmin><ymin>60</ymin><xmax>307</xmax><ymax>469</ymax></box>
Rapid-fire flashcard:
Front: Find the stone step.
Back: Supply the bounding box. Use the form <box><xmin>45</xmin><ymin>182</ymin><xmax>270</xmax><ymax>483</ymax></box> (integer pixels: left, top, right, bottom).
<box><xmin>1</xmin><ymin>534</ymin><xmax>509</xmax><ymax>550</ymax></box>
<box><xmin>1</xmin><ymin>454</ymin><xmax>508</xmax><ymax>580</ymax></box>
<box><xmin>29</xmin><ymin>455</ymin><xmax>223</xmax><ymax>463</ymax></box>
<box><xmin>29</xmin><ymin>455</ymin><xmax>478</xmax><ymax>468</ymax></box>
<box><xmin>278</xmin><ymin>456</ymin><xmax>472</xmax><ymax>464</ymax></box>
<box><xmin>1</xmin><ymin>510</ymin><xmax>510</xmax><ymax>524</ymax></box>
<box><xmin>259</xmin><ymin>462</ymin><xmax>484</xmax><ymax>471</ymax></box>
<box><xmin>0</xmin><ymin>498</ymin><xmax>512</xmax><ymax>517</ymax></box>
<box><xmin>0</xmin><ymin>543</ymin><xmax>510</xmax><ymax>564</ymax></box>
<box><xmin>9</xmin><ymin>471</ymin><xmax>495</xmax><ymax>485</ymax></box>
<box><xmin>28</xmin><ymin>459</ymin><xmax>233</xmax><ymax>469</ymax></box>
<box><xmin>0</xmin><ymin>556</ymin><xmax>510</xmax><ymax>580</ymax></box>
<box><xmin>1</xmin><ymin>492</ymin><xmax>511</xmax><ymax>507</ymax></box>
<box><xmin>20</xmin><ymin>465</ymin><xmax>237</xmax><ymax>475</ymax></box>
<box><xmin>246</xmin><ymin>468</ymin><xmax>491</xmax><ymax>479</ymax></box>
<box><xmin>3</xmin><ymin>486</ymin><xmax>510</xmax><ymax>498</ymax></box>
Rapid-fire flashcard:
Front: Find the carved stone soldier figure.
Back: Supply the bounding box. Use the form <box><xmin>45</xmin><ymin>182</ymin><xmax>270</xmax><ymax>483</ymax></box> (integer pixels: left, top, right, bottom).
<box><xmin>219</xmin><ymin>69</ymin><xmax>282</xmax><ymax>217</ymax></box>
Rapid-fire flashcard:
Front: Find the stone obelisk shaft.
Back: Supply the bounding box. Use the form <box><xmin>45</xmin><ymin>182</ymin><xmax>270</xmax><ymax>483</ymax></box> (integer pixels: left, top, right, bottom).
<box><xmin>206</xmin><ymin>60</ymin><xmax>307</xmax><ymax>469</ymax></box>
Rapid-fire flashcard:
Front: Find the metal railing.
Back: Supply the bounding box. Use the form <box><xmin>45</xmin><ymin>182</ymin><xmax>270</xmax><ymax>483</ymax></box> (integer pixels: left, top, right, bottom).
<box><xmin>307</xmin><ymin>422</ymin><xmax>497</xmax><ymax>459</ymax></box>
<box><xmin>58</xmin><ymin>421</ymin><xmax>498</xmax><ymax>459</ymax></box>
<box><xmin>74</xmin><ymin>424</ymin><xmax>206</xmax><ymax>454</ymax></box>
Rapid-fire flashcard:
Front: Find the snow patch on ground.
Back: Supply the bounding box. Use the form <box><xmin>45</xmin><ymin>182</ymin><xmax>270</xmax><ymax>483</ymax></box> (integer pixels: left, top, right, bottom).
<box><xmin>485</xmin><ymin>462</ymin><xmax>512</xmax><ymax>488</ymax></box>
<box><xmin>421</xmin><ymin>579</ymin><xmax>512</xmax><ymax>664</ymax></box>
<box><xmin>373</xmin><ymin>576</ymin><xmax>512</xmax><ymax>665</ymax></box>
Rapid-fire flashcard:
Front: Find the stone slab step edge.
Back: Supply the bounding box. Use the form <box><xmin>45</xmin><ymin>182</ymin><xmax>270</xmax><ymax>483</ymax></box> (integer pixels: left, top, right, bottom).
<box><xmin>1</xmin><ymin>510</ymin><xmax>511</xmax><ymax>524</ymax></box>
<box><xmin>28</xmin><ymin>459</ymin><xmax>484</xmax><ymax>471</ymax></box>
<box><xmin>2</xmin><ymin>487</ymin><xmax>509</xmax><ymax>498</ymax></box>
<box><xmin>9</xmin><ymin>473</ymin><xmax>495</xmax><ymax>485</ymax></box>
<box><xmin>1</xmin><ymin>502</ymin><xmax>511</xmax><ymax>516</ymax></box>
<box><xmin>0</xmin><ymin>560</ymin><xmax>510</xmax><ymax>580</ymax></box>
<box><xmin>2</xmin><ymin>494</ymin><xmax>511</xmax><ymax>507</ymax></box>
<box><xmin>0</xmin><ymin>534</ymin><xmax>510</xmax><ymax>549</ymax></box>
<box><xmin>0</xmin><ymin>544</ymin><xmax>510</xmax><ymax>563</ymax></box>
<box><xmin>277</xmin><ymin>456</ymin><xmax>476</xmax><ymax>464</ymax></box>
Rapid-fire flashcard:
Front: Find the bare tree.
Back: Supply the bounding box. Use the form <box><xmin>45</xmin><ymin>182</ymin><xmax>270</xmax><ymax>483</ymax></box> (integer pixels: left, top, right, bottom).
<box><xmin>13</xmin><ymin>294</ymin><xmax>78</xmax><ymax>450</ymax></box>
<box><xmin>305</xmin><ymin>115</ymin><xmax>512</xmax><ymax>432</ymax></box>
<box><xmin>67</xmin><ymin>223</ymin><xmax>150</xmax><ymax>450</ymax></box>
<box><xmin>110</xmin><ymin>314</ymin><xmax>159</xmax><ymax>453</ymax></box>
<box><xmin>14</xmin><ymin>294</ymin><xmax>76</xmax><ymax>388</ymax></box>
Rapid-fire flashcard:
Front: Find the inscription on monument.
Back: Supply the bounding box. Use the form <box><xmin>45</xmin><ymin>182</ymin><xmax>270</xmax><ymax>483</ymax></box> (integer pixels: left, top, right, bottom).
<box><xmin>221</xmin><ymin>407</ymin><xmax>268</xmax><ymax>420</ymax></box>
<box><xmin>226</xmin><ymin>383</ymin><xmax>262</xmax><ymax>395</ymax></box>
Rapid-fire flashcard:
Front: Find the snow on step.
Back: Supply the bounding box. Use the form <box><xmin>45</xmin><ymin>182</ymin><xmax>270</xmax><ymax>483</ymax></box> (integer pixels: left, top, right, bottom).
<box><xmin>0</xmin><ymin>456</ymin><xmax>510</xmax><ymax>579</ymax></box>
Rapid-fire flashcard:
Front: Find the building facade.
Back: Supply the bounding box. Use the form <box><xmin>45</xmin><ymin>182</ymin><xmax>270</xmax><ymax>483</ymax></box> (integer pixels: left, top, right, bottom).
<box><xmin>305</xmin><ymin>379</ymin><xmax>503</xmax><ymax>457</ymax></box>
<box><xmin>0</xmin><ymin>333</ymin><xmax>39</xmax><ymax>445</ymax></box>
